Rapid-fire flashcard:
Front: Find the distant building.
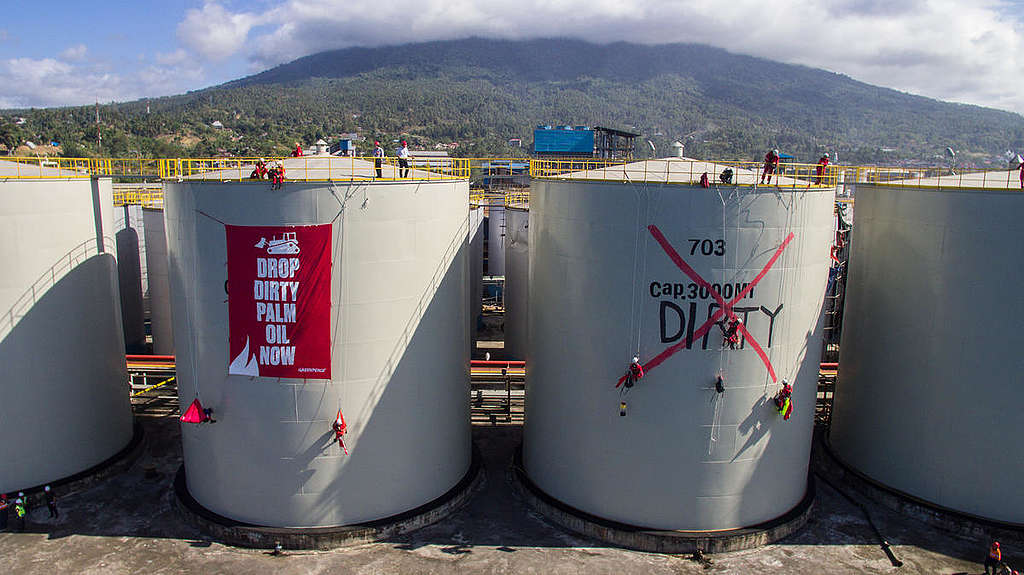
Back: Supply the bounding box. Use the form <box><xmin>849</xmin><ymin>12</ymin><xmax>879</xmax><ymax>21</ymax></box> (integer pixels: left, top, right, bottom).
<box><xmin>532</xmin><ymin>125</ymin><xmax>639</xmax><ymax>159</ymax></box>
<box><xmin>330</xmin><ymin>139</ymin><xmax>357</xmax><ymax>156</ymax></box>
<box><xmin>211</xmin><ymin>120</ymin><xmax>224</xmax><ymax>129</ymax></box>
<box><xmin>508</xmin><ymin>138</ymin><xmax>522</xmax><ymax>148</ymax></box>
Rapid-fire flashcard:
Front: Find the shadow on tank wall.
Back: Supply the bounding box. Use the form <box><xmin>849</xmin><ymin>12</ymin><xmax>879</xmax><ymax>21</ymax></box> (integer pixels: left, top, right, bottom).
<box><xmin>0</xmin><ymin>253</ymin><xmax>133</xmax><ymax>492</ymax></box>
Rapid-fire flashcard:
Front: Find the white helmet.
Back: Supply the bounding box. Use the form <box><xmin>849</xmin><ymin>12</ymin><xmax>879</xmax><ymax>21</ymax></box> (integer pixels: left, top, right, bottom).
<box><xmin>773</xmin><ymin>148</ymin><xmax>779</xmax><ymax>155</ymax></box>
<box><xmin>15</xmin><ymin>498</ymin><xmax>22</xmax><ymax>504</ymax></box>
<box><xmin>823</xmin><ymin>152</ymin><xmax>829</xmax><ymax>159</ymax></box>
<box><xmin>632</xmin><ymin>355</ymin><xmax>640</xmax><ymax>364</ymax></box>
<box><xmin>44</xmin><ymin>485</ymin><xmax>51</xmax><ymax>492</ymax></box>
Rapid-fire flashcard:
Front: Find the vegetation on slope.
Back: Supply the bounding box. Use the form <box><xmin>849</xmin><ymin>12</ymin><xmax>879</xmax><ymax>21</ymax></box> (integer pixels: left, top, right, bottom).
<box><xmin>2</xmin><ymin>38</ymin><xmax>1023</xmax><ymax>165</ymax></box>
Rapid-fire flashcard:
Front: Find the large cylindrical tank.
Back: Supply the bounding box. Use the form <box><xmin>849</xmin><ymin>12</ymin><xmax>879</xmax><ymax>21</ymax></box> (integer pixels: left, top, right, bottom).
<box><xmin>143</xmin><ymin>207</ymin><xmax>174</xmax><ymax>354</ymax></box>
<box><xmin>524</xmin><ymin>169</ymin><xmax>833</xmax><ymax>531</ymax></box>
<box><xmin>504</xmin><ymin>205</ymin><xmax>529</xmax><ymax>359</ymax></box>
<box><xmin>469</xmin><ymin>203</ymin><xmax>484</xmax><ymax>353</ymax></box>
<box><xmin>0</xmin><ymin>170</ymin><xmax>133</xmax><ymax>492</ymax></box>
<box><xmin>487</xmin><ymin>198</ymin><xmax>506</xmax><ymax>276</ymax></box>
<box><xmin>165</xmin><ymin>165</ymin><xmax>470</xmax><ymax>527</ymax></box>
<box><xmin>116</xmin><ymin>223</ymin><xmax>146</xmax><ymax>352</ymax></box>
<box><xmin>115</xmin><ymin>204</ymin><xmax>148</xmax><ymax>309</ymax></box>
<box><xmin>830</xmin><ymin>184</ymin><xmax>1024</xmax><ymax>524</ymax></box>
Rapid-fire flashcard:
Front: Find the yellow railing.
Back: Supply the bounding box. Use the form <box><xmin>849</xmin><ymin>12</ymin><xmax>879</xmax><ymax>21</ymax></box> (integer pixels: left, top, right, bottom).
<box><xmin>839</xmin><ymin>166</ymin><xmax>1022</xmax><ymax>190</ymax></box>
<box><xmin>113</xmin><ymin>184</ymin><xmax>164</xmax><ymax>208</ymax></box>
<box><xmin>2</xmin><ymin>155</ymin><xmax>1020</xmax><ymax>191</ymax></box>
<box><xmin>0</xmin><ymin>156</ymin><xmax>165</xmax><ymax>179</ymax></box>
<box><xmin>529</xmin><ymin>158</ymin><xmax>840</xmax><ymax>188</ymax></box>
<box><xmin>159</xmin><ymin>156</ymin><xmax>472</xmax><ymax>181</ymax></box>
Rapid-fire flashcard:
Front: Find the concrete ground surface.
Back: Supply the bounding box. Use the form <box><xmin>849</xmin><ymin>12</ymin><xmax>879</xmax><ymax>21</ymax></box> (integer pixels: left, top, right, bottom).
<box><xmin>0</xmin><ymin>411</ymin><xmax>1016</xmax><ymax>575</ymax></box>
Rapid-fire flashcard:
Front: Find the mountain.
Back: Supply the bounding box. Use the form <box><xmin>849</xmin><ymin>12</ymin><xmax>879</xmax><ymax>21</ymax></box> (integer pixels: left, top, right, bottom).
<box><xmin>3</xmin><ymin>37</ymin><xmax>1023</xmax><ymax>164</ymax></box>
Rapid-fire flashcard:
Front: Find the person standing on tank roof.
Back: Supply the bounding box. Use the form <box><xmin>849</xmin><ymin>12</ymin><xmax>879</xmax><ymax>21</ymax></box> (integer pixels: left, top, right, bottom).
<box><xmin>761</xmin><ymin>148</ymin><xmax>780</xmax><ymax>185</ymax></box>
<box><xmin>374</xmin><ymin>140</ymin><xmax>385</xmax><ymax>179</ymax></box>
<box><xmin>398</xmin><ymin>140</ymin><xmax>410</xmax><ymax>178</ymax></box>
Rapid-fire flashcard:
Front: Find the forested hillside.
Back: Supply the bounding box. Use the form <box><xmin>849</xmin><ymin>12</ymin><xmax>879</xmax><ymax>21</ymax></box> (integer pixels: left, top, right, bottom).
<box><xmin>2</xmin><ymin>38</ymin><xmax>1023</xmax><ymax>165</ymax></box>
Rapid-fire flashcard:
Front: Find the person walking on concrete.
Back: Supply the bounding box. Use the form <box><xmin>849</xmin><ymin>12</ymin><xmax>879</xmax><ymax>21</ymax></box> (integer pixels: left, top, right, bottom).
<box><xmin>0</xmin><ymin>494</ymin><xmax>9</xmax><ymax>531</ymax></box>
<box><xmin>398</xmin><ymin>140</ymin><xmax>410</xmax><ymax>178</ymax></box>
<box><xmin>44</xmin><ymin>485</ymin><xmax>58</xmax><ymax>518</ymax></box>
<box><xmin>13</xmin><ymin>498</ymin><xmax>26</xmax><ymax>532</ymax></box>
<box><xmin>986</xmin><ymin>541</ymin><xmax>1003</xmax><ymax>575</ymax></box>
<box><xmin>373</xmin><ymin>140</ymin><xmax>385</xmax><ymax>179</ymax></box>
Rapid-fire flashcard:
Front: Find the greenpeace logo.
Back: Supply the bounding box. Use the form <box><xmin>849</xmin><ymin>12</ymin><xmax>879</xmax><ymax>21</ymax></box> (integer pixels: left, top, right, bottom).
<box><xmin>297</xmin><ymin>367</ymin><xmax>327</xmax><ymax>373</ymax></box>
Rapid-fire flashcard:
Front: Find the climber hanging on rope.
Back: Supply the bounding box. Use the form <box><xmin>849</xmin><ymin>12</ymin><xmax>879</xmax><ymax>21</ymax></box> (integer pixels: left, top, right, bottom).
<box><xmin>180</xmin><ymin>398</ymin><xmax>215</xmax><ymax>424</ymax></box>
<box><xmin>774</xmin><ymin>380</ymin><xmax>793</xmax><ymax>420</ymax></box>
<box><xmin>623</xmin><ymin>356</ymin><xmax>644</xmax><ymax>389</ymax></box>
<box><xmin>332</xmin><ymin>408</ymin><xmax>348</xmax><ymax>455</ymax></box>
<box><xmin>718</xmin><ymin>317</ymin><xmax>742</xmax><ymax>350</ymax></box>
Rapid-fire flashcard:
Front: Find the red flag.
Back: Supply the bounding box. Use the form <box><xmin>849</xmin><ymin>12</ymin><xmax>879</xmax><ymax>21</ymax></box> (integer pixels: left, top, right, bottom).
<box><xmin>180</xmin><ymin>398</ymin><xmax>209</xmax><ymax>423</ymax></box>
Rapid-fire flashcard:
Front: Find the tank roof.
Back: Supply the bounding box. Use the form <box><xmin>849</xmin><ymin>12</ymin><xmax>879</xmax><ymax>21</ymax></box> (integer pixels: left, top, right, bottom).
<box><xmin>173</xmin><ymin>156</ymin><xmax>467</xmax><ymax>182</ymax></box>
<box><xmin>539</xmin><ymin>157</ymin><xmax>813</xmax><ymax>187</ymax></box>
<box><xmin>876</xmin><ymin>168</ymin><xmax>1022</xmax><ymax>190</ymax></box>
<box><xmin>0</xmin><ymin>158</ymin><xmax>89</xmax><ymax>179</ymax></box>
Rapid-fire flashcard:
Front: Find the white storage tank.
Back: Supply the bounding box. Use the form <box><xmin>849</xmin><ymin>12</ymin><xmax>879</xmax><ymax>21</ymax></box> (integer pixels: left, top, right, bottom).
<box><xmin>487</xmin><ymin>197</ymin><xmax>506</xmax><ymax>276</ymax></box>
<box><xmin>114</xmin><ymin>203</ymin><xmax>148</xmax><ymax>312</ymax></box>
<box><xmin>830</xmin><ymin>177</ymin><xmax>1024</xmax><ymax>524</ymax></box>
<box><xmin>524</xmin><ymin>159</ymin><xmax>834</xmax><ymax>533</ymax></box>
<box><xmin>116</xmin><ymin>221</ymin><xmax>146</xmax><ymax>352</ymax></box>
<box><xmin>469</xmin><ymin>202</ymin><xmax>484</xmax><ymax>352</ymax></box>
<box><xmin>0</xmin><ymin>163</ymin><xmax>134</xmax><ymax>493</ymax></box>
<box><xmin>504</xmin><ymin>204</ymin><xmax>529</xmax><ymax>359</ymax></box>
<box><xmin>143</xmin><ymin>207</ymin><xmax>174</xmax><ymax>354</ymax></box>
<box><xmin>165</xmin><ymin>157</ymin><xmax>472</xmax><ymax>528</ymax></box>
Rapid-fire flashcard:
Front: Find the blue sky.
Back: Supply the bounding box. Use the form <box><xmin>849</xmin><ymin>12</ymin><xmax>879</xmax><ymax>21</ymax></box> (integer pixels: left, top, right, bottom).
<box><xmin>3</xmin><ymin>1</ymin><xmax>1024</xmax><ymax>115</ymax></box>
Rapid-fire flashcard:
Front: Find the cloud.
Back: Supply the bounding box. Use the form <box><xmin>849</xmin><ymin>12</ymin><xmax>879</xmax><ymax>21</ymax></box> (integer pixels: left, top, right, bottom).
<box><xmin>60</xmin><ymin>44</ymin><xmax>88</xmax><ymax>61</ymax></box>
<box><xmin>156</xmin><ymin>49</ymin><xmax>189</xmax><ymax>66</ymax></box>
<box><xmin>194</xmin><ymin>0</ymin><xmax>1024</xmax><ymax>115</ymax></box>
<box><xmin>0</xmin><ymin>55</ymin><xmax>202</xmax><ymax>109</ymax></box>
<box><xmin>177</xmin><ymin>2</ymin><xmax>259</xmax><ymax>61</ymax></box>
<box><xmin>0</xmin><ymin>57</ymin><xmax>113</xmax><ymax>108</ymax></box>
<box><xmin>5</xmin><ymin>0</ymin><xmax>1024</xmax><ymax>114</ymax></box>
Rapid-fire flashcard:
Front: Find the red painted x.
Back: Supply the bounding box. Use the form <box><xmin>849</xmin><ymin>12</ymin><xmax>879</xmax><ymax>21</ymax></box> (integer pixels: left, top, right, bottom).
<box><xmin>616</xmin><ymin>225</ymin><xmax>794</xmax><ymax>387</ymax></box>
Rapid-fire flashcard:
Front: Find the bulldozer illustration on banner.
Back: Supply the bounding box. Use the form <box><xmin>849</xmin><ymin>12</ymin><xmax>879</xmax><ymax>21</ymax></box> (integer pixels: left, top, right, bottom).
<box><xmin>255</xmin><ymin>232</ymin><xmax>300</xmax><ymax>254</ymax></box>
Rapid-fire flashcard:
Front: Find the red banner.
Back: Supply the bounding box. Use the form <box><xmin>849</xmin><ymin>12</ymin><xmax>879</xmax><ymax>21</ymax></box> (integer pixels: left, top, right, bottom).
<box><xmin>226</xmin><ymin>224</ymin><xmax>332</xmax><ymax>379</ymax></box>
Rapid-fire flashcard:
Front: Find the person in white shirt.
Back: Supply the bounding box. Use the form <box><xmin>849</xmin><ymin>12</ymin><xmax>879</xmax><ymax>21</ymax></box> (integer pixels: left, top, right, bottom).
<box><xmin>373</xmin><ymin>140</ymin><xmax>384</xmax><ymax>179</ymax></box>
<box><xmin>398</xmin><ymin>140</ymin><xmax>410</xmax><ymax>178</ymax></box>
